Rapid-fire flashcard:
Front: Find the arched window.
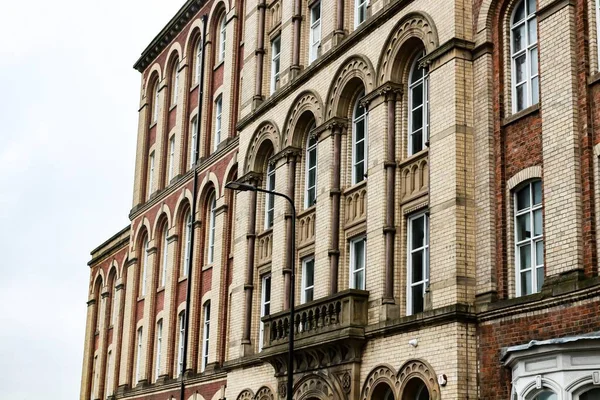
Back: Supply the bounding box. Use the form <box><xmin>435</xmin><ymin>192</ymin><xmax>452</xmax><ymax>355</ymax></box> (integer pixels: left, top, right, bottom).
<box><xmin>511</xmin><ymin>0</ymin><xmax>538</xmax><ymax>112</ymax></box>
<box><xmin>408</xmin><ymin>51</ymin><xmax>429</xmax><ymax>156</ymax></box>
<box><xmin>110</xmin><ymin>284</ymin><xmax>117</xmax><ymax>326</ymax></box>
<box><xmin>155</xmin><ymin>319</ymin><xmax>162</xmax><ymax>381</ymax></box>
<box><xmin>168</xmin><ymin>135</ymin><xmax>175</xmax><ymax>182</ymax></box>
<box><xmin>219</xmin><ymin>15</ymin><xmax>227</xmax><ymax>62</ymax></box>
<box><xmin>177</xmin><ymin>311</ymin><xmax>185</xmax><ymax>376</ymax></box>
<box><xmin>207</xmin><ymin>194</ymin><xmax>217</xmax><ymax>264</ymax></box>
<box><xmin>135</xmin><ymin>327</ymin><xmax>143</xmax><ymax>383</ymax></box>
<box><xmin>195</xmin><ymin>39</ymin><xmax>202</xmax><ymax>85</ymax></box>
<box><xmin>514</xmin><ymin>180</ymin><xmax>544</xmax><ymax>296</ymax></box>
<box><xmin>147</xmin><ymin>152</ymin><xmax>155</xmax><ymax>199</ymax></box>
<box><xmin>171</xmin><ymin>60</ymin><xmax>180</xmax><ymax>106</ymax></box>
<box><xmin>152</xmin><ymin>82</ymin><xmax>159</xmax><ymax>123</ymax></box>
<box><xmin>305</xmin><ymin>130</ymin><xmax>318</xmax><ymax>208</ymax></box>
<box><xmin>404</xmin><ymin>379</ymin><xmax>429</xmax><ymax>400</ymax></box>
<box><xmin>201</xmin><ymin>301</ymin><xmax>211</xmax><ymax>371</ymax></box>
<box><xmin>91</xmin><ymin>355</ymin><xmax>98</xmax><ymax>400</ymax></box>
<box><xmin>161</xmin><ymin>224</ymin><xmax>168</xmax><ymax>287</ymax></box>
<box><xmin>531</xmin><ymin>391</ymin><xmax>556</xmax><ymax>400</ymax></box>
<box><xmin>190</xmin><ymin>116</ymin><xmax>198</xmax><ymax>169</ymax></box>
<box><xmin>105</xmin><ymin>350</ymin><xmax>113</xmax><ymax>396</ymax></box>
<box><xmin>182</xmin><ymin>210</ymin><xmax>192</xmax><ymax>277</ymax></box>
<box><xmin>259</xmin><ymin>274</ymin><xmax>271</xmax><ymax>352</ymax></box>
<box><xmin>141</xmin><ymin>236</ymin><xmax>149</xmax><ymax>296</ymax></box>
<box><xmin>407</xmin><ymin>212</ymin><xmax>429</xmax><ymax>315</ymax></box>
<box><xmin>214</xmin><ymin>95</ymin><xmax>223</xmax><ymax>151</ymax></box>
<box><xmin>265</xmin><ymin>162</ymin><xmax>276</xmax><ymax>229</ymax></box>
<box><xmin>352</xmin><ymin>91</ymin><xmax>367</xmax><ymax>185</ymax></box>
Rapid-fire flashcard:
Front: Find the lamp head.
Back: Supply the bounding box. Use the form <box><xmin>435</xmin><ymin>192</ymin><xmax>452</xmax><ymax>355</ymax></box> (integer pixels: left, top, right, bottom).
<box><xmin>225</xmin><ymin>181</ymin><xmax>257</xmax><ymax>192</ymax></box>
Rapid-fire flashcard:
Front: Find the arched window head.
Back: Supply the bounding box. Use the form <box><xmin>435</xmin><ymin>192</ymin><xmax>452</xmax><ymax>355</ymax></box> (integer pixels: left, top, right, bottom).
<box><xmin>214</xmin><ymin>96</ymin><xmax>223</xmax><ymax>151</ymax></box>
<box><xmin>161</xmin><ymin>224</ymin><xmax>169</xmax><ymax>287</ymax></box>
<box><xmin>511</xmin><ymin>0</ymin><xmax>538</xmax><ymax>112</ymax></box>
<box><xmin>305</xmin><ymin>125</ymin><xmax>318</xmax><ymax>208</ymax></box>
<box><xmin>531</xmin><ymin>391</ymin><xmax>556</xmax><ymax>400</ymax></box>
<box><xmin>514</xmin><ymin>180</ymin><xmax>544</xmax><ymax>296</ymax></box>
<box><xmin>190</xmin><ymin>117</ymin><xmax>198</xmax><ymax>170</ymax></box>
<box><xmin>264</xmin><ymin>162</ymin><xmax>276</xmax><ymax>229</ymax></box>
<box><xmin>141</xmin><ymin>236</ymin><xmax>149</xmax><ymax>296</ymax></box>
<box><xmin>201</xmin><ymin>301</ymin><xmax>211</xmax><ymax>371</ymax></box>
<box><xmin>183</xmin><ymin>211</ymin><xmax>192</xmax><ymax>277</ymax></box>
<box><xmin>195</xmin><ymin>40</ymin><xmax>202</xmax><ymax>85</ymax></box>
<box><xmin>152</xmin><ymin>81</ymin><xmax>160</xmax><ymax>124</ymax></box>
<box><xmin>352</xmin><ymin>90</ymin><xmax>367</xmax><ymax>185</ymax></box>
<box><xmin>177</xmin><ymin>312</ymin><xmax>185</xmax><ymax>376</ymax></box>
<box><xmin>219</xmin><ymin>15</ymin><xmax>227</xmax><ymax>62</ymax></box>
<box><xmin>207</xmin><ymin>194</ymin><xmax>217</xmax><ymax>264</ymax></box>
<box><xmin>408</xmin><ymin>51</ymin><xmax>429</xmax><ymax>156</ymax></box>
<box><xmin>171</xmin><ymin>60</ymin><xmax>180</xmax><ymax>106</ymax></box>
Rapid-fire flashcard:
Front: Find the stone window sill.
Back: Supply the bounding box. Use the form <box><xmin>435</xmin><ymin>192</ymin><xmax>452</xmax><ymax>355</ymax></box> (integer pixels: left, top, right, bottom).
<box><xmin>501</xmin><ymin>103</ymin><xmax>540</xmax><ymax>127</ymax></box>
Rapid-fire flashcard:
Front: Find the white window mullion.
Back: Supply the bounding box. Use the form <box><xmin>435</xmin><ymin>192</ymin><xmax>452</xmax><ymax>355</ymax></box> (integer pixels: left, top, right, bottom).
<box><xmin>183</xmin><ymin>212</ymin><xmax>192</xmax><ymax>277</ymax></box>
<box><xmin>190</xmin><ymin>117</ymin><xmax>198</xmax><ymax>169</ymax></box>
<box><xmin>265</xmin><ymin>163</ymin><xmax>276</xmax><ymax>229</ymax></box>
<box><xmin>147</xmin><ymin>152</ymin><xmax>155</xmax><ymax>199</ymax></box>
<box><xmin>141</xmin><ymin>238</ymin><xmax>149</xmax><ymax>296</ymax></box>
<box><xmin>511</xmin><ymin>0</ymin><xmax>538</xmax><ymax>112</ymax></box>
<box><xmin>136</xmin><ymin>328</ymin><xmax>143</xmax><ymax>383</ymax></box>
<box><xmin>168</xmin><ymin>136</ymin><xmax>175</xmax><ymax>182</ymax></box>
<box><xmin>355</xmin><ymin>0</ymin><xmax>368</xmax><ymax>27</ymax></box>
<box><xmin>352</xmin><ymin>92</ymin><xmax>367</xmax><ymax>185</ymax></box>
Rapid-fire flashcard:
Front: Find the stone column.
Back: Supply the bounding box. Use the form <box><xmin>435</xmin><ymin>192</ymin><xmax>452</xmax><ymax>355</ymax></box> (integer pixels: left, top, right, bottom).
<box><xmin>118</xmin><ymin>258</ymin><xmax>138</xmax><ymax>389</ymax></box>
<box><xmin>242</xmin><ymin>176</ymin><xmax>259</xmax><ymax>353</ymax></box>
<box><xmin>187</xmin><ymin>215</ymin><xmax>203</xmax><ymax>373</ymax></box>
<box><xmin>538</xmin><ymin>0</ymin><xmax>583</xmax><ymax>279</ymax></box>
<box><xmin>290</xmin><ymin>0</ymin><xmax>302</xmax><ymax>79</ymax></box>
<box><xmin>112</xmin><ymin>280</ymin><xmax>125</xmax><ymax>395</ymax></box>
<box><xmin>132</xmin><ymin>78</ymin><xmax>150</xmax><ymax>207</ymax></box>
<box><xmin>284</xmin><ymin>151</ymin><xmax>298</xmax><ymax>309</ymax></box>
<box><xmin>254</xmin><ymin>0</ymin><xmax>266</xmax><ymax>109</ymax></box>
<box><xmin>97</xmin><ymin>289</ymin><xmax>110</xmax><ymax>399</ymax></box>
<box><xmin>141</xmin><ymin>244</ymin><xmax>157</xmax><ymax>380</ymax></box>
<box><xmin>161</xmin><ymin>231</ymin><xmax>178</xmax><ymax>378</ymax></box>
<box><xmin>333</xmin><ymin>0</ymin><xmax>345</xmax><ymax>44</ymax></box>
<box><xmin>80</xmin><ymin>298</ymin><xmax>96</xmax><ymax>400</ymax></box>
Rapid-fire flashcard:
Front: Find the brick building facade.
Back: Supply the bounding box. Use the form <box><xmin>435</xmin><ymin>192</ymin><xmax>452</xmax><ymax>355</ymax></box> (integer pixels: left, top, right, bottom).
<box><xmin>80</xmin><ymin>0</ymin><xmax>600</xmax><ymax>399</ymax></box>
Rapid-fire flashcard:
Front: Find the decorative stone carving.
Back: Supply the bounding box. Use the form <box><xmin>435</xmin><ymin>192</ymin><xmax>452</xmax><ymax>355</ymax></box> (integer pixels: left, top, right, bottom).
<box><xmin>397</xmin><ymin>359</ymin><xmax>441</xmax><ymax>400</ymax></box>
<box><xmin>341</xmin><ymin>371</ymin><xmax>351</xmax><ymax>393</ymax></box>
<box><xmin>325</xmin><ymin>56</ymin><xmax>375</xmax><ymax>120</ymax></box>
<box><xmin>294</xmin><ymin>374</ymin><xmax>335</xmax><ymax>400</ymax></box>
<box><xmin>282</xmin><ymin>90</ymin><xmax>324</xmax><ymax>147</ymax></box>
<box><xmin>256</xmin><ymin>386</ymin><xmax>275</xmax><ymax>400</ymax></box>
<box><xmin>244</xmin><ymin>121</ymin><xmax>281</xmax><ymax>174</ymax></box>
<box><xmin>360</xmin><ymin>364</ymin><xmax>399</xmax><ymax>400</ymax></box>
<box><xmin>237</xmin><ymin>389</ymin><xmax>254</xmax><ymax>400</ymax></box>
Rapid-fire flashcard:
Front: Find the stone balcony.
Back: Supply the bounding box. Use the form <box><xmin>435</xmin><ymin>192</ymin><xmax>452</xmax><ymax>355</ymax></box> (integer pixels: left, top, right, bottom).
<box><xmin>259</xmin><ymin>289</ymin><xmax>369</xmax><ymax>375</ymax></box>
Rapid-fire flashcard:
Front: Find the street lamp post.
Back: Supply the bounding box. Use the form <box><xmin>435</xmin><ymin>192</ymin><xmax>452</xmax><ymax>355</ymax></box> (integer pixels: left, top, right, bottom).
<box><xmin>225</xmin><ymin>180</ymin><xmax>296</xmax><ymax>400</ymax></box>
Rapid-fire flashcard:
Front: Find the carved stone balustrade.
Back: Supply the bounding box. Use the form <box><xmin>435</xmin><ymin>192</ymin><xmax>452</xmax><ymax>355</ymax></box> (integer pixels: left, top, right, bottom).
<box><xmin>297</xmin><ymin>207</ymin><xmax>316</xmax><ymax>249</ymax></box>
<box><xmin>343</xmin><ymin>181</ymin><xmax>367</xmax><ymax>229</ymax></box>
<box><xmin>399</xmin><ymin>149</ymin><xmax>429</xmax><ymax>204</ymax></box>
<box><xmin>256</xmin><ymin>229</ymin><xmax>273</xmax><ymax>266</ymax></box>
<box><xmin>260</xmin><ymin>289</ymin><xmax>369</xmax><ymax>375</ymax></box>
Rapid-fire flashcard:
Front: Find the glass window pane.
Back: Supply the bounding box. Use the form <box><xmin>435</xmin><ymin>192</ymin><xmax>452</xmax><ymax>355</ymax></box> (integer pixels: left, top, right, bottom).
<box><xmin>517</xmin><ymin>213</ymin><xmax>531</xmax><ymax>241</ymax></box>
<box><xmin>306</xmin><ymin>288</ymin><xmax>314</xmax><ymax>303</ymax></box>
<box><xmin>354</xmin><ymin>161</ymin><xmax>364</xmax><ymax>183</ymax></box>
<box><xmin>307</xmin><ymin>188</ymin><xmax>316</xmax><ymax>206</ymax></box>
<box><xmin>355</xmin><ymin>119</ymin><xmax>365</xmax><ymax>141</ymax></box>
<box><xmin>412</xmin><ymin>108</ymin><xmax>423</xmax><ymax>131</ymax></box>
<box><xmin>517</xmin><ymin>185</ymin><xmax>530</xmax><ymax>210</ymax></box>
<box><xmin>528</xmin><ymin>19</ymin><xmax>537</xmax><ymax>44</ymax></box>
<box><xmin>535</xmin><ymin>240</ymin><xmax>544</xmax><ymax>266</ymax></box>
<box><xmin>309</xmin><ymin>148</ymin><xmax>317</xmax><ymax>167</ymax></box>
<box><xmin>412</xmin><ymin>250</ymin><xmax>423</xmax><ymax>283</ymax></box>
<box><xmin>355</xmin><ymin>140</ymin><xmax>365</xmax><ymax>163</ymax></box>
<box><xmin>536</xmin><ymin>265</ymin><xmax>544</xmax><ymax>293</ymax></box>
<box><xmin>515</xmin><ymin>54</ymin><xmax>526</xmax><ymax>83</ymax></box>
<box><xmin>516</xmin><ymin>83</ymin><xmax>527</xmax><ymax>111</ymax></box>
<box><xmin>519</xmin><ymin>244</ymin><xmax>531</xmax><ymax>271</ymax></box>
<box><xmin>521</xmin><ymin>269</ymin><xmax>532</xmax><ymax>295</ymax></box>
<box><xmin>411</xmin><ymin>130</ymin><xmax>423</xmax><ymax>155</ymax></box>
<box><xmin>535</xmin><ymin>392</ymin><xmax>557</xmax><ymax>400</ymax></box>
<box><xmin>530</xmin><ymin>47</ymin><xmax>538</xmax><ymax>76</ymax></box>
<box><xmin>533</xmin><ymin>180</ymin><xmax>542</xmax><ymax>205</ymax></box>
<box><xmin>265</xmin><ymin>278</ymin><xmax>271</xmax><ymax>300</ymax></box>
<box><xmin>534</xmin><ymin>209</ymin><xmax>543</xmax><ymax>236</ymax></box>
<box><xmin>531</xmin><ymin>76</ymin><xmax>539</xmax><ymax>106</ymax></box>
<box><xmin>355</xmin><ymin>240</ymin><xmax>364</xmax><ymax>269</ymax></box>
<box><xmin>514</xmin><ymin>1</ymin><xmax>525</xmax><ymax>23</ymax></box>
<box><xmin>412</xmin><ymin>285</ymin><xmax>424</xmax><ymax>314</ymax></box>
<box><xmin>306</xmin><ymin>261</ymin><xmax>314</xmax><ymax>286</ymax></box>
<box><xmin>355</xmin><ymin>269</ymin><xmax>364</xmax><ymax>290</ymax></box>
<box><xmin>308</xmin><ymin>168</ymin><xmax>316</xmax><ymax>187</ymax></box>
<box><xmin>512</xmin><ymin>24</ymin><xmax>526</xmax><ymax>53</ymax></box>
<box><xmin>411</xmin><ymin>216</ymin><xmax>425</xmax><ymax>249</ymax></box>
<box><xmin>580</xmin><ymin>388</ymin><xmax>600</xmax><ymax>400</ymax></box>
<box><xmin>412</xmin><ymin>84</ymin><xmax>423</xmax><ymax>107</ymax></box>
<box><xmin>527</xmin><ymin>0</ymin><xmax>536</xmax><ymax>15</ymax></box>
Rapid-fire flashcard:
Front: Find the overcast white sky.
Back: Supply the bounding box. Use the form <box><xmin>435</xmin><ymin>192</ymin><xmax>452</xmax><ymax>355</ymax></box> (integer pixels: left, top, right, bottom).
<box><xmin>0</xmin><ymin>1</ymin><xmax>184</xmax><ymax>398</ymax></box>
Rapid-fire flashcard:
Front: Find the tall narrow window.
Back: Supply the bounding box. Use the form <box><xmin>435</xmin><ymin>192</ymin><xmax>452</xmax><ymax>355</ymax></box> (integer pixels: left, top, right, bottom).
<box><xmin>195</xmin><ymin>40</ymin><xmax>202</xmax><ymax>85</ymax></box>
<box><xmin>141</xmin><ymin>237</ymin><xmax>149</xmax><ymax>296</ymax></box>
<box><xmin>91</xmin><ymin>355</ymin><xmax>98</xmax><ymax>400</ymax></box>
<box><xmin>511</xmin><ymin>0</ymin><xmax>538</xmax><ymax>112</ymax></box>
<box><xmin>168</xmin><ymin>136</ymin><xmax>175</xmax><ymax>182</ymax></box>
<box><xmin>155</xmin><ymin>320</ymin><xmax>162</xmax><ymax>381</ymax></box>
<box><xmin>207</xmin><ymin>194</ymin><xmax>217</xmax><ymax>264</ymax></box>
<box><xmin>177</xmin><ymin>312</ymin><xmax>185</xmax><ymax>376</ymax></box>
<box><xmin>135</xmin><ymin>328</ymin><xmax>143</xmax><ymax>383</ymax></box>
<box><xmin>265</xmin><ymin>163</ymin><xmax>276</xmax><ymax>229</ymax></box>
<box><xmin>309</xmin><ymin>2</ymin><xmax>321</xmax><ymax>64</ymax></box>
<box><xmin>408</xmin><ymin>52</ymin><xmax>429</xmax><ymax>155</ymax></box>
<box><xmin>271</xmin><ymin>35</ymin><xmax>281</xmax><ymax>94</ymax></box>
<box><xmin>190</xmin><ymin>117</ymin><xmax>198</xmax><ymax>169</ymax></box>
<box><xmin>259</xmin><ymin>274</ymin><xmax>271</xmax><ymax>352</ymax></box>
<box><xmin>110</xmin><ymin>286</ymin><xmax>116</xmax><ymax>326</ymax></box>
<box><xmin>355</xmin><ymin>0</ymin><xmax>368</xmax><ymax>27</ymax></box>
<box><xmin>219</xmin><ymin>16</ymin><xmax>227</xmax><ymax>62</ymax></box>
<box><xmin>201</xmin><ymin>302</ymin><xmax>211</xmax><ymax>371</ymax></box>
<box><xmin>171</xmin><ymin>61</ymin><xmax>180</xmax><ymax>106</ymax></box>
<box><xmin>305</xmin><ymin>132</ymin><xmax>317</xmax><ymax>208</ymax></box>
<box><xmin>352</xmin><ymin>92</ymin><xmax>367</xmax><ymax>184</ymax></box>
<box><xmin>147</xmin><ymin>152</ymin><xmax>155</xmax><ymax>199</ymax></box>
<box><xmin>350</xmin><ymin>237</ymin><xmax>366</xmax><ymax>290</ymax></box>
<box><xmin>407</xmin><ymin>212</ymin><xmax>429</xmax><ymax>315</ymax></box>
<box><xmin>105</xmin><ymin>351</ymin><xmax>113</xmax><ymax>396</ymax></box>
<box><xmin>161</xmin><ymin>227</ymin><xmax>168</xmax><ymax>287</ymax></box>
<box><xmin>515</xmin><ymin>180</ymin><xmax>544</xmax><ymax>296</ymax></box>
<box><xmin>183</xmin><ymin>211</ymin><xmax>192</xmax><ymax>277</ymax></box>
<box><xmin>301</xmin><ymin>257</ymin><xmax>315</xmax><ymax>303</ymax></box>
<box><xmin>153</xmin><ymin>83</ymin><xmax>159</xmax><ymax>123</ymax></box>
<box><xmin>214</xmin><ymin>96</ymin><xmax>222</xmax><ymax>151</ymax></box>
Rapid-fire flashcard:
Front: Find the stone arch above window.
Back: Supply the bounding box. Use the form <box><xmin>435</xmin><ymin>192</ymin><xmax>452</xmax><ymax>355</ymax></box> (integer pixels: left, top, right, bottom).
<box><xmin>397</xmin><ymin>359</ymin><xmax>441</xmax><ymax>400</ymax></box>
<box><xmin>293</xmin><ymin>372</ymin><xmax>341</xmax><ymax>400</ymax></box>
<box><xmin>507</xmin><ymin>166</ymin><xmax>542</xmax><ymax>191</ymax></box>
<box><xmin>360</xmin><ymin>364</ymin><xmax>399</xmax><ymax>400</ymax></box>
<box><xmin>244</xmin><ymin>121</ymin><xmax>281</xmax><ymax>174</ymax></box>
<box><xmin>282</xmin><ymin>90</ymin><xmax>324</xmax><ymax>148</ymax></box>
<box><xmin>376</xmin><ymin>12</ymin><xmax>438</xmax><ymax>85</ymax></box>
<box><xmin>255</xmin><ymin>386</ymin><xmax>275</xmax><ymax>400</ymax></box>
<box><xmin>325</xmin><ymin>55</ymin><xmax>375</xmax><ymax>120</ymax></box>
<box><xmin>236</xmin><ymin>389</ymin><xmax>254</xmax><ymax>400</ymax></box>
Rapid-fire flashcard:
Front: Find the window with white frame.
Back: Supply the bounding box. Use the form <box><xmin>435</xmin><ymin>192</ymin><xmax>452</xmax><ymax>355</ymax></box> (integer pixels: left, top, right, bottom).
<box><xmin>271</xmin><ymin>35</ymin><xmax>281</xmax><ymax>94</ymax></box>
<box><xmin>147</xmin><ymin>152</ymin><xmax>155</xmax><ymax>199</ymax></box>
<box><xmin>350</xmin><ymin>237</ymin><xmax>366</xmax><ymax>290</ymax></box>
<box><xmin>135</xmin><ymin>327</ymin><xmax>143</xmax><ymax>383</ymax></box>
<box><xmin>407</xmin><ymin>212</ymin><xmax>429</xmax><ymax>315</ymax></box>
<box><xmin>219</xmin><ymin>15</ymin><xmax>227</xmax><ymax>62</ymax></box>
<box><xmin>514</xmin><ymin>180</ymin><xmax>544</xmax><ymax>296</ymax></box>
<box><xmin>301</xmin><ymin>257</ymin><xmax>315</xmax><ymax>303</ymax></box>
<box><xmin>352</xmin><ymin>91</ymin><xmax>367</xmax><ymax>185</ymax></box>
<box><xmin>91</xmin><ymin>355</ymin><xmax>98</xmax><ymax>400</ymax></box>
<box><xmin>408</xmin><ymin>51</ymin><xmax>429</xmax><ymax>156</ymax></box>
<box><xmin>168</xmin><ymin>136</ymin><xmax>175</xmax><ymax>182</ymax></box>
<box><xmin>214</xmin><ymin>96</ymin><xmax>222</xmax><ymax>151</ymax></box>
<box><xmin>153</xmin><ymin>83</ymin><xmax>159</xmax><ymax>123</ymax></box>
<box><xmin>511</xmin><ymin>0</ymin><xmax>538</xmax><ymax>113</ymax></box>
<box><xmin>110</xmin><ymin>286</ymin><xmax>116</xmax><ymax>326</ymax></box>
<box><xmin>259</xmin><ymin>274</ymin><xmax>271</xmax><ymax>352</ymax></box>
<box><xmin>161</xmin><ymin>227</ymin><xmax>168</xmax><ymax>287</ymax></box>
<box><xmin>105</xmin><ymin>350</ymin><xmax>113</xmax><ymax>396</ymax></box>
<box><xmin>183</xmin><ymin>211</ymin><xmax>192</xmax><ymax>277</ymax></box>
<box><xmin>171</xmin><ymin>61</ymin><xmax>180</xmax><ymax>106</ymax></box>
<box><xmin>207</xmin><ymin>194</ymin><xmax>217</xmax><ymax>264</ymax></box>
<box><xmin>201</xmin><ymin>302</ymin><xmax>211</xmax><ymax>371</ymax></box>
<box><xmin>195</xmin><ymin>40</ymin><xmax>202</xmax><ymax>85</ymax></box>
<box><xmin>305</xmin><ymin>132</ymin><xmax>317</xmax><ymax>208</ymax></box>
<box><xmin>265</xmin><ymin>163</ymin><xmax>276</xmax><ymax>229</ymax></box>
<box><xmin>155</xmin><ymin>320</ymin><xmax>162</xmax><ymax>381</ymax></box>
<box><xmin>309</xmin><ymin>2</ymin><xmax>321</xmax><ymax>64</ymax></box>
<box><xmin>141</xmin><ymin>236</ymin><xmax>149</xmax><ymax>296</ymax></box>
<box><xmin>177</xmin><ymin>312</ymin><xmax>185</xmax><ymax>376</ymax></box>
<box><xmin>355</xmin><ymin>0</ymin><xmax>368</xmax><ymax>27</ymax></box>
<box><xmin>190</xmin><ymin>117</ymin><xmax>198</xmax><ymax>169</ymax></box>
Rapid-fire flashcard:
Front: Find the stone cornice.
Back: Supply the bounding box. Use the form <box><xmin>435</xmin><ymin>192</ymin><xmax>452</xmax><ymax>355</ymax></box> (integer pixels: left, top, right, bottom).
<box><xmin>133</xmin><ymin>0</ymin><xmax>207</xmax><ymax>72</ymax></box>
<box><xmin>313</xmin><ymin>117</ymin><xmax>348</xmax><ymax>139</ymax></box>
<box><xmin>88</xmin><ymin>226</ymin><xmax>130</xmax><ymax>267</ymax></box>
<box><xmin>419</xmin><ymin>37</ymin><xmax>475</xmax><ymax>68</ymax></box>
<box><xmin>360</xmin><ymin>81</ymin><xmax>403</xmax><ymax>107</ymax></box>
<box><xmin>270</xmin><ymin>146</ymin><xmax>302</xmax><ymax>164</ymax></box>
